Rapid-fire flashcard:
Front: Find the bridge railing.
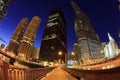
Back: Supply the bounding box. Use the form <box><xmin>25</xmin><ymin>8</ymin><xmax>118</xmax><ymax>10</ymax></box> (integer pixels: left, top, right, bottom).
<box><xmin>0</xmin><ymin>61</ymin><xmax>3</xmax><ymax>80</ymax></box>
<box><xmin>64</xmin><ymin>67</ymin><xmax>120</xmax><ymax>80</ymax></box>
<box><xmin>0</xmin><ymin>61</ymin><xmax>54</xmax><ymax>80</ymax></box>
<box><xmin>8</xmin><ymin>67</ymin><xmax>54</xmax><ymax>80</ymax></box>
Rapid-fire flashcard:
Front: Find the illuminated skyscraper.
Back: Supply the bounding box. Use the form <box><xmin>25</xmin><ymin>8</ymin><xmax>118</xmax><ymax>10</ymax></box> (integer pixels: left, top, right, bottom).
<box><xmin>6</xmin><ymin>18</ymin><xmax>28</xmax><ymax>55</ymax></box>
<box><xmin>70</xmin><ymin>1</ymin><xmax>102</xmax><ymax>64</ymax></box>
<box><xmin>18</xmin><ymin>16</ymin><xmax>41</xmax><ymax>60</ymax></box>
<box><xmin>40</xmin><ymin>8</ymin><xmax>67</xmax><ymax>62</ymax></box>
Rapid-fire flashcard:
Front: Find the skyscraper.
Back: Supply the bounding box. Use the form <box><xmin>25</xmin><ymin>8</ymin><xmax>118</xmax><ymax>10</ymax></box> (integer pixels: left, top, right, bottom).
<box><xmin>70</xmin><ymin>1</ymin><xmax>102</xmax><ymax>64</ymax></box>
<box><xmin>18</xmin><ymin>16</ymin><xmax>41</xmax><ymax>61</ymax></box>
<box><xmin>6</xmin><ymin>18</ymin><xmax>28</xmax><ymax>55</ymax></box>
<box><xmin>0</xmin><ymin>0</ymin><xmax>12</xmax><ymax>20</ymax></box>
<box><xmin>40</xmin><ymin>8</ymin><xmax>67</xmax><ymax>63</ymax></box>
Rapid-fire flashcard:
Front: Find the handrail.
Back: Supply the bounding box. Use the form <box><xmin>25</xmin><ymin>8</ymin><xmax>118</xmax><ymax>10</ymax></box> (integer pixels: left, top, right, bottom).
<box><xmin>0</xmin><ymin>61</ymin><xmax>3</xmax><ymax>80</ymax></box>
<box><xmin>8</xmin><ymin>66</ymin><xmax>55</xmax><ymax>80</ymax></box>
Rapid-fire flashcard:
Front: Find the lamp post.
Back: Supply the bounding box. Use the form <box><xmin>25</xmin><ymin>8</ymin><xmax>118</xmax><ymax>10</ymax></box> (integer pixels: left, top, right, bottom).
<box><xmin>58</xmin><ymin>51</ymin><xmax>62</xmax><ymax>56</ymax></box>
<box><xmin>71</xmin><ymin>52</ymin><xmax>75</xmax><ymax>60</ymax></box>
<box><xmin>58</xmin><ymin>51</ymin><xmax>62</xmax><ymax>66</ymax></box>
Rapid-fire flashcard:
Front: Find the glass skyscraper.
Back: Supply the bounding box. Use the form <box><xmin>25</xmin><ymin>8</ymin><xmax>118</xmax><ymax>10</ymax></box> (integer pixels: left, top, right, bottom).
<box><xmin>39</xmin><ymin>8</ymin><xmax>67</xmax><ymax>63</ymax></box>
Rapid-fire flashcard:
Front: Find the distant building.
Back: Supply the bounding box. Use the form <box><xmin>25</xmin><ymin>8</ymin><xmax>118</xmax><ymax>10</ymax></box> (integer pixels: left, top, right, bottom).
<box><xmin>70</xmin><ymin>1</ymin><xmax>103</xmax><ymax>65</ymax></box>
<box><xmin>104</xmin><ymin>33</ymin><xmax>119</xmax><ymax>58</ymax></box>
<box><xmin>40</xmin><ymin>8</ymin><xmax>67</xmax><ymax>63</ymax></box>
<box><xmin>0</xmin><ymin>43</ymin><xmax>5</xmax><ymax>50</ymax></box>
<box><xmin>0</xmin><ymin>0</ymin><xmax>12</xmax><ymax>20</ymax></box>
<box><xmin>118</xmin><ymin>28</ymin><xmax>120</xmax><ymax>38</ymax></box>
<box><xmin>70</xmin><ymin>43</ymin><xmax>79</xmax><ymax>60</ymax></box>
<box><xmin>6</xmin><ymin>18</ymin><xmax>28</xmax><ymax>55</ymax></box>
<box><xmin>32</xmin><ymin>47</ymin><xmax>40</xmax><ymax>62</ymax></box>
<box><xmin>18</xmin><ymin>16</ymin><xmax>41</xmax><ymax>61</ymax></box>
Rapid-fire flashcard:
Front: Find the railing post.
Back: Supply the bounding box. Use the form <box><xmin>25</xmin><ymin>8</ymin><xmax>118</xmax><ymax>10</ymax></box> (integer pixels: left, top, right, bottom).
<box><xmin>0</xmin><ymin>61</ymin><xmax>3</xmax><ymax>80</ymax></box>
<box><xmin>3</xmin><ymin>61</ymin><xmax>9</xmax><ymax>80</ymax></box>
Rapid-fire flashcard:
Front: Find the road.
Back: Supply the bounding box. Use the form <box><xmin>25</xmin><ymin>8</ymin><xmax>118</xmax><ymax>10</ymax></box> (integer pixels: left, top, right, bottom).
<box><xmin>41</xmin><ymin>67</ymin><xmax>77</xmax><ymax>80</ymax></box>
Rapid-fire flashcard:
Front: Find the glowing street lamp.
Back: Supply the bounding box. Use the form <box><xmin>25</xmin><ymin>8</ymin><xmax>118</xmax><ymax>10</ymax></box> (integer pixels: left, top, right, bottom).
<box><xmin>58</xmin><ymin>51</ymin><xmax>62</xmax><ymax>66</ymax></box>
<box><xmin>71</xmin><ymin>52</ymin><xmax>75</xmax><ymax>56</ymax></box>
<box><xmin>58</xmin><ymin>51</ymin><xmax>62</xmax><ymax>56</ymax></box>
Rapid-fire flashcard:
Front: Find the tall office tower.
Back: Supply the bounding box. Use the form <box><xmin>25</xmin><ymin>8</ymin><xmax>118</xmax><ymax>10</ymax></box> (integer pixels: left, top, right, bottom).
<box><xmin>6</xmin><ymin>18</ymin><xmax>28</xmax><ymax>55</ymax></box>
<box><xmin>40</xmin><ymin>8</ymin><xmax>67</xmax><ymax>63</ymax></box>
<box><xmin>18</xmin><ymin>16</ymin><xmax>41</xmax><ymax>61</ymax></box>
<box><xmin>70</xmin><ymin>1</ymin><xmax>102</xmax><ymax>64</ymax></box>
<box><xmin>0</xmin><ymin>0</ymin><xmax>12</xmax><ymax>20</ymax></box>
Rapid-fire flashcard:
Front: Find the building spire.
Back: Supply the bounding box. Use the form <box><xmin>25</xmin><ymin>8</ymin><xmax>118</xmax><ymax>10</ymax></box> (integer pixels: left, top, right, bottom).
<box><xmin>70</xmin><ymin>0</ymin><xmax>82</xmax><ymax>17</ymax></box>
<box><xmin>107</xmin><ymin>33</ymin><xmax>114</xmax><ymax>41</ymax></box>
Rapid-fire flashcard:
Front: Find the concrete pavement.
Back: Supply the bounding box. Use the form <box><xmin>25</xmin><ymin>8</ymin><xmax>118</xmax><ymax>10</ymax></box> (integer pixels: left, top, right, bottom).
<box><xmin>41</xmin><ymin>67</ymin><xmax>77</xmax><ymax>80</ymax></box>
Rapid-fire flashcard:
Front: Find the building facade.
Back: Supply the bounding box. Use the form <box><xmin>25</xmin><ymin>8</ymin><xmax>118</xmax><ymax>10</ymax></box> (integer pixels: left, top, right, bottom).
<box><xmin>71</xmin><ymin>43</ymin><xmax>79</xmax><ymax>60</ymax></box>
<box><xmin>6</xmin><ymin>18</ymin><xmax>28</xmax><ymax>55</ymax></box>
<box><xmin>70</xmin><ymin>1</ymin><xmax>103</xmax><ymax>65</ymax></box>
<box><xmin>18</xmin><ymin>16</ymin><xmax>41</xmax><ymax>61</ymax></box>
<box><xmin>32</xmin><ymin>47</ymin><xmax>40</xmax><ymax>62</ymax></box>
<box><xmin>104</xmin><ymin>33</ymin><xmax>119</xmax><ymax>58</ymax></box>
<box><xmin>0</xmin><ymin>43</ymin><xmax>5</xmax><ymax>50</ymax></box>
<box><xmin>0</xmin><ymin>0</ymin><xmax>12</xmax><ymax>20</ymax></box>
<box><xmin>40</xmin><ymin>8</ymin><xmax>67</xmax><ymax>63</ymax></box>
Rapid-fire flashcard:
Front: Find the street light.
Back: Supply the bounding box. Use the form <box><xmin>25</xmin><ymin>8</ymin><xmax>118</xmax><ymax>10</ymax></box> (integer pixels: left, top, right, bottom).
<box><xmin>58</xmin><ymin>51</ymin><xmax>62</xmax><ymax>56</ymax></box>
<box><xmin>58</xmin><ymin>51</ymin><xmax>62</xmax><ymax>66</ymax></box>
<box><xmin>71</xmin><ymin>52</ymin><xmax>75</xmax><ymax>56</ymax></box>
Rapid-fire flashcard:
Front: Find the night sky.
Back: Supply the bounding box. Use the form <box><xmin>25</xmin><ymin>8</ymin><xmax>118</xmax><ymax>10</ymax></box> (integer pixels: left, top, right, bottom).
<box><xmin>0</xmin><ymin>0</ymin><xmax>120</xmax><ymax>53</ymax></box>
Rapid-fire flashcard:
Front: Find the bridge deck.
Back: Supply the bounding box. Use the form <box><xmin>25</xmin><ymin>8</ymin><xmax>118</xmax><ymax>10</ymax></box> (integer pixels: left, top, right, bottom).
<box><xmin>41</xmin><ymin>67</ymin><xmax>77</xmax><ymax>80</ymax></box>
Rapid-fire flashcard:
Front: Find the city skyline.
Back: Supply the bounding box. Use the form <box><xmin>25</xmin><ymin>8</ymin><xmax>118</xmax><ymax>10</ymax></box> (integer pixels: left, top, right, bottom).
<box><xmin>0</xmin><ymin>0</ymin><xmax>120</xmax><ymax>53</ymax></box>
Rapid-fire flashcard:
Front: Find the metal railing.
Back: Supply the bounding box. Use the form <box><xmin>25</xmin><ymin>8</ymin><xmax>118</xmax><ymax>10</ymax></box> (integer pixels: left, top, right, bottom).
<box><xmin>64</xmin><ymin>67</ymin><xmax>120</xmax><ymax>80</ymax></box>
<box><xmin>8</xmin><ymin>67</ymin><xmax>54</xmax><ymax>80</ymax></box>
<box><xmin>0</xmin><ymin>61</ymin><xmax>3</xmax><ymax>80</ymax></box>
<box><xmin>0</xmin><ymin>61</ymin><xmax>55</xmax><ymax>80</ymax></box>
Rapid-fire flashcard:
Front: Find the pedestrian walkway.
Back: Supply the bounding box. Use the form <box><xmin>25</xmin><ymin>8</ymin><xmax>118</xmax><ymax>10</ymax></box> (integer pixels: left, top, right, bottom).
<box><xmin>41</xmin><ymin>67</ymin><xmax>77</xmax><ymax>80</ymax></box>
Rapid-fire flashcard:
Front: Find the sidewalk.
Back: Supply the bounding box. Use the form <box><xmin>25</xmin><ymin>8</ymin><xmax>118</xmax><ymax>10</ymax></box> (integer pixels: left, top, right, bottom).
<box><xmin>41</xmin><ymin>67</ymin><xmax>77</xmax><ymax>80</ymax></box>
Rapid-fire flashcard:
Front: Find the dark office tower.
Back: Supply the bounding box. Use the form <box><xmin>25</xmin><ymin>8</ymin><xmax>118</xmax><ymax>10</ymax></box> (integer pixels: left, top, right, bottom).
<box><xmin>70</xmin><ymin>1</ymin><xmax>102</xmax><ymax>64</ymax></box>
<box><xmin>6</xmin><ymin>18</ymin><xmax>28</xmax><ymax>55</ymax></box>
<box><xmin>18</xmin><ymin>16</ymin><xmax>41</xmax><ymax>61</ymax></box>
<box><xmin>0</xmin><ymin>0</ymin><xmax>12</xmax><ymax>20</ymax></box>
<box><xmin>40</xmin><ymin>8</ymin><xmax>67</xmax><ymax>63</ymax></box>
